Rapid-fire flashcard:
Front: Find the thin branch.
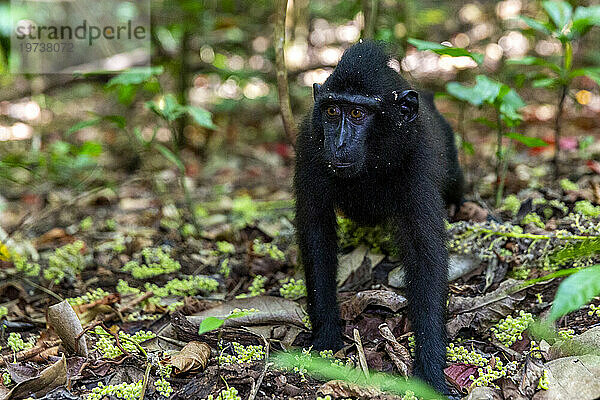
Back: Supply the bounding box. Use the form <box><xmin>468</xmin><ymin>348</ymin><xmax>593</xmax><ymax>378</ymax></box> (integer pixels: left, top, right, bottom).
<box><xmin>274</xmin><ymin>0</ymin><xmax>297</xmax><ymax>148</ymax></box>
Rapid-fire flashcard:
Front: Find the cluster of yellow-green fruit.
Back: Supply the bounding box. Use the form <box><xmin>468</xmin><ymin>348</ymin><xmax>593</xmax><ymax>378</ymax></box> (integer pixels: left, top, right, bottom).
<box><xmin>469</xmin><ymin>357</ymin><xmax>514</xmax><ymax>389</ymax></box>
<box><xmin>122</xmin><ymin>247</ymin><xmax>181</xmax><ymax>279</ymax></box>
<box><xmin>588</xmin><ymin>304</ymin><xmax>600</xmax><ymax>318</ymax></box>
<box><xmin>501</xmin><ymin>195</ymin><xmax>521</xmax><ymax>217</ymax></box>
<box><xmin>86</xmin><ymin>380</ymin><xmax>143</xmax><ymax>400</ymax></box>
<box><xmin>2</xmin><ymin>370</ymin><xmax>11</xmax><ymax>386</ymax></box>
<box><xmin>93</xmin><ymin>327</ymin><xmax>155</xmax><ymax>359</ymax></box>
<box><xmin>0</xmin><ymin>306</ymin><xmax>7</xmax><ymax>319</ymax></box>
<box><xmin>217</xmin><ymin>342</ymin><xmax>265</xmax><ymax>364</ymax></box>
<box><xmin>279</xmin><ymin>278</ymin><xmax>307</xmax><ymax>299</ymax></box>
<box><xmin>560</xmin><ymin>179</ymin><xmax>578</xmax><ymax>191</ymax></box>
<box><xmin>319</xmin><ymin>349</ymin><xmax>347</xmax><ymax>368</ymax></box>
<box><xmin>219</xmin><ymin>258</ymin><xmax>231</xmax><ymax>278</ymax></box>
<box><xmin>154</xmin><ymin>364</ymin><xmax>173</xmax><ymax>398</ymax></box>
<box><xmin>401</xmin><ymin>391</ymin><xmax>418</xmax><ymax>400</ymax></box>
<box><xmin>216</xmin><ymin>241</ymin><xmax>235</xmax><ymax>254</ymax></box>
<box><xmin>45</xmin><ymin>240</ymin><xmax>86</xmax><ymax>283</ymax></box>
<box><xmin>490</xmin><ymin>310</ymin><xmax>534</xmax><ymax>346</ymax></box>
<box><xmin>203</xmin><ymin>386</ymin><xmax>241</xmax><ymax>400</ymax></box>
<box><xmin>538</xmin><ymin>369</ymin><xmax>550</xmax><ymax>390</ymax></box>
<box><xmin>558</xmin><ymin>329</ymin><xmax>575</xmax><ymax>339</ymax></box>
<box><xmin>7</xmin><ymin>332</ymin><xmax>34</xmax><ymax>353</ymax></box>
<box><xmin>236</xmin><ymin>275</ymin><xmax>267</xmax><ymax>298</ymax></box>
<box><xmin>145</xmin><ymin>276</ymin><xmax>219</xmax><ymax>298</ymax></box>
<box><xmin>337</xmin><ymin>216</ymin><xmax>393</xmax><ymax>254</ymax></box>
<box><xmin>521</xmin><ymin>213</ymin><xmax>544</xmax><ymax>229</ymax></box>
<box><xmin>574</xmin><ymin>200</ymin><xmax>600</xmax><ymax>217</ymax></box>
<box><xmin>252</xmin><ymin>239</ymin><xmax>285</xmax><ymax>261</ymax></box>
<box><xmin>529</xmin><ymin>341</ymin><xmax>542</xmax><ymax>359</ymax></box>
<box><xmin>446</xmin><ymin>343</ymin><xmax>516</xmax><ymax>388</ymax></box>
<box><xmin>12</xmin><ymin>253</ymin><xmax>40</xmax><ymax>277</ymax></box>
<box><xmin>67</xmin><ymin>288</ymin><xmax>110</xmax><ymax>306</ymax></box>
<box><xmin>117</xmin><ymin>275</ymin><xmax>219</xmax><ymax>301</ymax></box>
<box><xmin>302</xmin><ymin>315</ymin><xmax>312</xmax><ymax>329</ymax></box>
<box><xmin>446</xmin><ymin>343</ymin><xmax>487</xmax><ymax>367</ymax></box>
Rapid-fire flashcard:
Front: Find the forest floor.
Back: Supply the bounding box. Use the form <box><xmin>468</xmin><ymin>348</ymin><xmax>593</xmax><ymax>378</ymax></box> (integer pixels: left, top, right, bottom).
<box><xmin>1</xmin><ymin>126</ymin><xmax>600</xmax><ymax>400</ymax></box>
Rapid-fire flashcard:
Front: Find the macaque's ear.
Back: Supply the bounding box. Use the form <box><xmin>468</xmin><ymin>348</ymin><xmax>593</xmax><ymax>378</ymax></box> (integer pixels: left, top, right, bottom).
<box><xmin>392</xmin><ymin>89</ymin><xmax>419</xmax><ymax>123</ymax></box>
<box><xmin>313</xmin><ymin>83</ymin><xmax>322</xmax><ymax>101</ymax></box>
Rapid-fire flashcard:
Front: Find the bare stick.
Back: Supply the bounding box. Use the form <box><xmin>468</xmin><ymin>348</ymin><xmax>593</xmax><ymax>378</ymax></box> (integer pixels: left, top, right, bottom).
<box><xmin>274</xmin><ymin>0</ymin><xmax>297</xmax><ymax>147</ymax></box>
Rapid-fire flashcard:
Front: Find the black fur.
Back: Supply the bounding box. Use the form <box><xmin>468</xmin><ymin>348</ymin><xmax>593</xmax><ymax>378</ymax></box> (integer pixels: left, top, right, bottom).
<box><xmin>294</xmin><ymin>41</ymin><xmax>464</xmax><ymax>395</ymax></box>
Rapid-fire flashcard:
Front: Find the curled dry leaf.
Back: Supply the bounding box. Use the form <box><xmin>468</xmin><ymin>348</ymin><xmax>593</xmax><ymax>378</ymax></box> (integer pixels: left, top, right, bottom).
<box><xmin>341</xmin><ymin>290</ymin><xmax>407</xmax><ymax>321</ymax></box>
<box><xmin>2</xmin><ymin>355</ymin><xmax>67</xmax><ymax>400</ymax></box>
<box><xmin>378</xmin><ymin>323</ymin><xmax>411</xmax><ymax>376</ymax></box>
<box><xmin>168</xmin><ymin>341</ymin><xmax>211</xmax><ymax>375</ymax></box>
<box><xmin>446</xmin><ymin>279</ymin><xmax>526</xmax><ymax>338</ymax></box>
<box><xmin>318</xmin><ymin>380</ymin><xmax>402</xmax><ymax>400</ymax></box>
<box><xmin>47</xmin><ymin>301</ymin><xmax>88</xmax><ymax>357</ymax></box>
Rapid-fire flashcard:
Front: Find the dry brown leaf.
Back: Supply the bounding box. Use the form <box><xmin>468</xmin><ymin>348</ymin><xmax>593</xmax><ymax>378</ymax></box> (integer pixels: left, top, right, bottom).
<box><xmin>318</xmin><ymin>380</ymin><xmax>402</xmax><ymax>400</ymax></box>
<box><xmin>168</xmin><ymin>341</ymin><xmax>211</xmax><ymax>375</ymax></box>
<box><xmin>446</xmin><ymin>279</ymin><xmax>526</xmax><ymax>338</ymax></box>
<box><xmin>2</xmin><ymin>355</ymin><xmax>67</xmax><ymax>400</ymax></box>
<box><xmin>47</xmin><ymin>301</ymin><xmax>88</xmax><ymax>357</ymax></box>
<box><xmin>341</xmin><ymin>290</ymin><xmax>407</xmax><ymax>321</ymax></box>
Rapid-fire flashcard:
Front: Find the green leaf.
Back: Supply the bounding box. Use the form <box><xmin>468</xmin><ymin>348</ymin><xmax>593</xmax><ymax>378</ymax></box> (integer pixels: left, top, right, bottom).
<box><xmin>106</xmin><ymin>66</ymin><xmax>164</xmax><ymax>87</ymax></box>
<box><xmin>570</xmin><ymin>67</ymin><xmax>600</xmax><ymax>86</ymax></box>
<box><xmin>519</xmin><ymin>16</ymin><xmax>553</xmax><ymax>35</ymax></box>
<box><xmin>543</xmin><ymin>0</ymin><xmax>573</xmax><ymax>31</ymax></box>
<box><xmin>474</xmin><ymin>75</ymin><xmax>503</xmax><ymax>104</ymax></box>
<box><xmin>77</xmin><ymin>141</ymin><xmax>103</xmax><ymax>157</ymax></box>
<box><xmin>407</xmin><ymin>38</ymin><xmax>484</xmax><ymax>64</ymax></box>
<box><xmin>462</xmin><ymin>140</ymin><xmax>475</xmax><ymax>155</ymax></box>
<box><xmin>198</xmin><ymin>317</ymin><xmax>225</xmax><ymax>335</ymax></box>
<box><xmin>532</xmin><ymin>77</ymin><xmax>559</xmax><ymax>88</ymax></box>
<box><xmin>506</xmin><ymin>56</ymin><xmax>561</xmax><ymax>73</ymax></box>
<box><xmin>471</xmin><ymin>117</ymin><xmax>498</xmax><ymax>129</ymax></box>
<box><xmin>103</xmin><ymin>115</ymin><xmax>127</xmax><ymax>129</ymax></box>
<box><xmin>549</xmin><ymin>264</ymin><xmax>600</xmax><ymax>322</ymax></box>
<box><xmin>162</xmin><ymin>94</ymin><xmax>186</xmax><ymax>121</ymax></box>
<box><xmin>572</xmin><ymin>6</ymin><xmax>600</xmax><ymax>35</ymax></box>
<box><xmin>66</xmin><ymin>118</ymin><xmax>101</xmax><ymax>136</ymax></box>
<box><xmin>154</xmin><ymin>144</ymin><xmax>185</xmax><ymax>173</ymax></box>
<box><xmin>446</xmin><ymin>82</ymin><xmax>483</xmax><ymax>106</ymax></box>
<box><xmin>186</xmin><ymin>106</ymin><xmax>217</xmax><ymax>129</ymax></box>
<box><xmin>272</xmin><ymin>352</ymin><xmax>444</xmax><ymax>399</ymax></box>
<box><xmin>505</xmin><ymin>132</ymin><xmax>548</xmax><ymax>147</ymax></box>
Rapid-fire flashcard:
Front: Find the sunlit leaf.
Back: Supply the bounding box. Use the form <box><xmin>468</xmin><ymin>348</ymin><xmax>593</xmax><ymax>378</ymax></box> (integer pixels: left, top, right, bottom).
<box><xmin>549</xmin><ymin>264</ymin><xmax>600</xmax><ymax>322</ymax></box>
<box><xmin>532</xmin><ymin>77</ymin><xmax>559</xmax><ymax>88</ymax></box>
<box><xmin>77</xmin><ymin>141</ymin><xmax>103</xmax><ymax>157</ymax></box>
<box><xmin>106</xmin><ymin>66</ymin><xmax>164</xmax><ymax>87</ymax></box>
<box><xmin>506</xmin><ymin>56</ymin><xmax>561</xmax><ymax>73</ymax></box>
<box><xmin>186</xmin><ymin>106</ymin><xmax>217</xmax><ymax>129</ymax></box>
<box><xmin>543</xmin><ymin>0</ymin><xmax>573</xmax><ymax>31</ymax></box>
<box><xmin>474</xmin><ymin>75</ymin><xmax>503</xmax><ymax>104</ymax></box>
<box><xmin>273</xmin><ymin>351</ymin><xmax>444</xmax><ymax>399</ymax></box>
<box><xmin>570</xmin><ymin>67</ymin><xmax>600</xmax><ymax>86</ymax></box>
<box><xmin>66</xmin><ymin>118</ymin><xmax>101</xmax><ymax>136</ymax></box>
<box><xmin>407</xmin><ymin>38</ymin><xmax>484</xmax><ymax>64</ymax></box>
<box><xmin>505</xmin><ymin>132</ymin><xmax>547</xmax><ymax>147</ymax></box>
<box><xmin>572</xmin><ymin>5</ymin><xmax>600</xmax><ymax>35</ymax></box>
<box><xmin>519</xmin><ymin>16</ymin><xmax>553</xmax><ymax>35</ymax></box>
<box><xmin>198</xmin><ymin>317</ymin><xmax>224</xmax><ymax>335</ymax></box>
<box><xmin>446</xmin><ymin>82</ymin><xmax>483</xmax><ymax>106</ymax></box>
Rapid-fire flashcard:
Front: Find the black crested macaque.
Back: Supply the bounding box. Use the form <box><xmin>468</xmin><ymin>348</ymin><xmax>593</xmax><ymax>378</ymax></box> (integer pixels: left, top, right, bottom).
<box><xmin>294</xmin><ymin>41</ymin><xmax>463</xmax><ymax>395</ymax></box>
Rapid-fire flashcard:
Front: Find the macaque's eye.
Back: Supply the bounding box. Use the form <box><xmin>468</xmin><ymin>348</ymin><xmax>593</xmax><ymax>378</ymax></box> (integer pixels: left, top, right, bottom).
<box><xmin>350</xmin><ymin>108</ymin><xmax>365</xmax><ymax>119</ymax></box>
<box><xmin>326</xmin><ymin>106</ymin><xmax>340</xmax><ymax>117</ymax></box>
